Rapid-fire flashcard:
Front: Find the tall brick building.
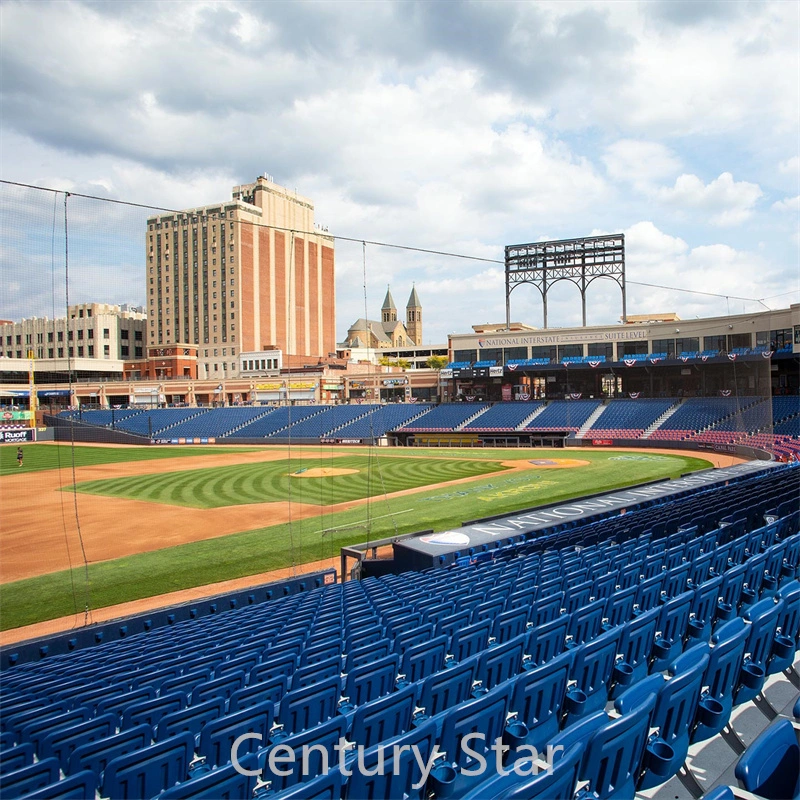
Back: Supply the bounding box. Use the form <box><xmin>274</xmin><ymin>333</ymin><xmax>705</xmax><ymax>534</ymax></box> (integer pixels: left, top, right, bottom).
<box><xmin>146</xmin><ymin>176</ymin><xmax>335</xmax><ymax>379</ymax></box>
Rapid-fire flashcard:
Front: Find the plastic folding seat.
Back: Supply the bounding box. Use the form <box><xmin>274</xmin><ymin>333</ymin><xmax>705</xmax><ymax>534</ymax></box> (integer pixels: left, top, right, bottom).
<box><xmin>606</xmin><ymin>586</ymin><xmax>637</xmax><ymax>627</ymax></box>
<box><xmin>430</xmin><ymin>684</ymin><xmax>513</xmax><ymax>798</ymax></box>
<box><xmin>393</xmin><ymin>623</ymin><xmax>435</xmax><ymax>655</ymax></box>
<box><xmin>274</xmin><ymin>675</ymin><xmax>340</xmax><ymax>738</ymax></box>
<box><xmin>159</xmin><ymin>760</ymin><xmax>256</xmax><ymax>799</ymax></box>
<box><xmin>228</xmin><ymin>674</ymin><xmax>287</xmax><ymax>713</ymax></box>
<box><xmin>473</xmin><ymin>633</ymin><xmax>526</xmax><ymax>694</ymax></box>
<box><xmin>719</xmin><ymin>564</ymin><xmax>747</xmax><ymax>617</ymax></box>
<box><xmin>197</xmin><ymin>700</ymin><xmax>274</xmax><ymax>769</ymax></box>
<box><xmin>492</xmin><ymin>607</ymin><xmax>528</xmax><ymax>644</ymax></box>
<box><xmin>436</xmin><ymin>609</ymin><xmax>472</xmax><ymax>640</ymax></box>
<box><xmin>462</xmin><ymin>739</ymin><xmax>583</xmax><ymax>800</ymax></box>
<box><xmin>0</xmin><ymin>758</ymin><xmax>61</xmax><ymax>799</ymax></box>
<box><xmin>39</xmin><ymin>713</ymin><xmax>117</xmax><ymax>771</ymax></box>
<box><xmin>130</xmin><ymin>664</ymin><xmax>182</xmax><ymax>692</ymax></box>
<box><xmin>564</xmin><ymin>580</ymin><xmax>594</xmax><ymax>614</ymax></box>
<box><xmin>567</xmin><ymin>598</ymin><xmax>607</xmax><ymax>647</ymax></box>
<box><xmin>570</xmin><ymin>627</ymin><xmax>623</xmax><ymax>717</ymax></box>
<box><xmin>97</xmin><ymin>686</ymin><xmax>157</xmax><ymax>724</ymax></box>
<box><xmin>527</xmin><ymin>614</ymin><xmax>568</xmax><ymax>666</ymax></box>
<box><xmin>101</xmin><ymin>731</ymin><xmax>194</xmax><ymax>799</ymax></box>
<box><xmin>350</xmin><ymin>683</ymin><xmax>416</xmax><ymax>748</ymax></box>
<box><xmin>508</xmin><ymin>649</ymin><xmax>573</xmax><ymax>752</ymax></box>
<box><xmin>299</xmin><ymin>638</ymin><xmax>342</xmax><ymax>667</ymax></box>
<box><xmin>396</xmin><ymin>635</ymin><xmax>447</xmax><ymax>686</ymax></box>
<box><xmin>651</xmin><ymin>591</ymin><xmax>694</xmax><ymax>670</ymax></box>
<box><xmin>290</xmin><ymin>656</ymin><xmax>341</xmax><ymax>690</ymax></box>
<box><xmin>423</xmin><ymin>602</ymin><xmax>456</xmax><ymax>627</ymax></box>
<box><xmin>643</xmin><ymin>554</ymin><xmax>665</xmax><ymax>579</ymax></box>
<box><xmin>612</xmin><ymin>607</ymin><xmax>660</xmax><ymax>695</ymax></box>
<box><xmin>686</xmin><ymin>622</ymin><xmax>748</xmax><ymax>746</ymax></box>
<box><xmin>734</xmin><ymin>598</ymin><xmax>782</xmax><ymax>709</ymax></box>
<box><xmin>343</xmin><ymin>720</ymin><xmax>437</xmax><ymax>800</ymax></box>
<box><xmin>690</xmin><ymin>577</ymin><xmax>723</xmax><ymax>643</ymax></box>
<box><xmin>618</xmin><ymin>652</ymin><xmax>709</xmax><ymax>790</ymax></box>
<box><xmin>24</xmin><ymin>769</ymin><xmax>98</xmax><ymax>799</ymax></box>
<box><xmin>768</xmin><ymin>580</ymin><xmax>800</xmax><ymax>687</ymax></box>
<box><xmin>4</xmin><ymin>702</ymin><xmax>70</xmax><ymax>741</ymax></box>
<box><xmin>530</xmin><ymin>591</ymin><xmax>564</xmax><ymax>626</ymax></box>
<box><xmin>340</xmin><ymin>653</ymin><xmax>398</xmax><ymax>710</ymax></box>
<box><xmin>507</xmin><ymin>588</ymin><xmax>536</xmax><ymax>614</ymax></box>
<box><xmin>664</xmin><ymin>563</ymin><xmax>691</xmax><ymax>599</ymax></box>
<box><xmin>192</xmin><ymin>671</ymin><xmax>246</xmax><ymax>706</ymax></box>
<box><xmin>636</xmin><ymin>573</ymin><xmax>666</xmax><ymax>612</ymax></box>
<box><xmin>1</xmin><ymin>697</ymin><xmax>50</xmax><ymax>730</ymax></box>
<box><xmin>343</xmin><ymin>638</ymin><xmax>390</xmax><ymax>673</ymax></box>
<box><xmin>155</xmin><ymin>697</ymin><xmax>225</xmax><ymax>742</ymax></box>
<box><xmin>735</xmin><ymin>718</ymin><xmax>800</xmax><ymax>800</ymax></box>
<box><xmin>415</xmin><ymin>659</ymin><xmax>477</xmax><ymax>724</ymax></box>
<box><xmin>215</xmin><ymin>652</ymin><xmax>260</xmax><ymax>680</ymax></box>
<box><xmin>0</xmin><ymin>742</ymin><xmax>34</xmax><ymax>774</ymax></box>
<box><xmin>449</xmin><ymin>619</ymin><xmax>492</xmax><ymax>664</ymax></box>
<box><xmin>592</xmin><ymin>570</ymin><xmax>619</xmax><ymax>600</ymax></box>
<box><xmin>159</xmin><ymin>668</ymin><xmax>214</xmax><ymax>699</ymax></box>
<box><xmin>121</xmin><ymin>690</ymin><xmax>187</xmax><ymax>731</ymax></box>
<box><xmin>689</xmin><ymin>552</ymin><xmax>713</xmax><ymax>587</ymax></box>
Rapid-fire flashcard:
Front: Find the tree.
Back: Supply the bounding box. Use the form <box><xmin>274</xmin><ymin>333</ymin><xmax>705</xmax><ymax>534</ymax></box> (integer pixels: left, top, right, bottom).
<box><xmin>426</xmin><ymin>355</ymin><xmax>449</xmax><ymax>370</ymax></box>
<box><xmin>378</xmin><ymin>356</ymin><xmax>412</xmax><ymax>370</ymax></box>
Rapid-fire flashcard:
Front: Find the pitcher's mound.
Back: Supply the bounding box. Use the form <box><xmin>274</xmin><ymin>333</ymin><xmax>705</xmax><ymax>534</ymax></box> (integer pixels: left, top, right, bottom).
<box><xmin>291</xmin><ymin>467</ymin><xmax>360</xmax><ymax>478</ymax></box>
<box><xmin>502</xmin><ymin>458</ymin><xmax>591</xmax><ymax>469</ymax></box>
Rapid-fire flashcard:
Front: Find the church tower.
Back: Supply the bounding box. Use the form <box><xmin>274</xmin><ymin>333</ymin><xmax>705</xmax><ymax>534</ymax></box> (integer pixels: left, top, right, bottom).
<box><xmin>381</xmin><ymin>286</ymin><xmax>397</xmax><ymax>324</ymax></box>
<box><xmin>406</xmin><ymin>284</ymin><xmax>422</xmax><ymax>345</ymax></box>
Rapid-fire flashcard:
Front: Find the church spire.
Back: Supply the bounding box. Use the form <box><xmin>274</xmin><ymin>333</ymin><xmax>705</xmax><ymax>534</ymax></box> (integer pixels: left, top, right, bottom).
<box><xmin>405</xmin><ymin>283</ymin><xmax>422</xmax><ymax>345</ymax></box>
<box><xmin>382</xmin><ymin>285</ymin><xmax>397</xmax><ymax>323</ymax></box>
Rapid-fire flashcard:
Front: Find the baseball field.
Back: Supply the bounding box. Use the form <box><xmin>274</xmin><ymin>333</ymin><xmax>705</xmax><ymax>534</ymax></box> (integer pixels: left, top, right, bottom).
<box><xmin>0</xmin><ymin>442</ymin><xmax>729</xmax><ymax>634</ymax></box>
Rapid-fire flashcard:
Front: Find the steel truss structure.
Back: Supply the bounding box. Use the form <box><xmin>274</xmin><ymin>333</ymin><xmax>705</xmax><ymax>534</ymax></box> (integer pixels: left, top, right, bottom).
<box><xmin>505</xmin><ymin>234</ymin><xmax>626</xmax><ymax>328</ymax></box>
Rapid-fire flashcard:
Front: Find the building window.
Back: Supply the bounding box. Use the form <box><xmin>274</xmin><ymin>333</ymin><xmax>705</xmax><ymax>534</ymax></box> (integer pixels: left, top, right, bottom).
<box><xmin>88</xmin><ymin>345</ymin><xmax>94</xmax><ymax>356</ymax></box>
<box><xmin>121</xmin><ymin>345</ymin><xmax>129</xmax><ymax>357</ymax></box>
<box><xmin>36</xmin><ymin>332</ymin><xmax>43</xmax><ymax>343</ymax></box>
<box><xmin>134</xmin><ymin>330</ymin><xmax>143</xmax><ymax>341</ymax></box>
<box><xmin>104</xmin><ymin>328</ymin><xmax>110</xmax><ymax>339</ymax></box>
<box><xmin>77</xmin><ymin>346</ymin><xmax>84</xmax><ymax>357</ymax></box>
<box><xmin>88</xmin><ymin>329</ymin><xmax>94</xmax><ymax>339</ymax></box>
<box><xmin>104</xmin><ymin>344</ymin><xmax>110</xmax><ymax>356</ymax></box>
<box><xmin>77</xmin><ymin>329</ymin><xmax>84</xmax><ymax>340</ymax></box>
<box><xmin>58</xmin><ymin>348</ymin><xmax>63</xmax><ymax>357</ymax></box>
<box><xmin>48</xmin><ymin>348</ymin><xmax>53</xmax><ymax>358</ymax></box>
<box><xmin>135</xmin><ymin>346</ymin><xmax>142</xmax><ymax>358</ymax></box>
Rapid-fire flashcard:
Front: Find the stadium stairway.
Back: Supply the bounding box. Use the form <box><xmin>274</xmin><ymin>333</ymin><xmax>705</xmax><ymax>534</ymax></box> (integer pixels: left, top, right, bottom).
<box><xmin>455</xmin><ymin>405</ymin><xmax>495</xmax><ymax>431</ymax></box>
<box><xmin>324</xmin><ymin>405</ymin><xmax>381</xmax><ymax>436</ymax></box>
<box><xmin>575</xmin><ymin>402</ymin><xmax>608</xmax><ymax>439</ymax></box>
<box><xmin>515</xmin><ymin>403</ymin><xmax>547</xmax><ymax>430</ymax></box>
<box><xmin>224</xmin><ymin>407</ymin><xmax>281</xmax><ymax>436</ymax></box>
<box><xmin>150</xmin><ymin>409</ymin><xmax>210</xmax><ymax>436</ymax></box>
<box><xmin>642</xmin><ymin>400</ymin><xmax>684</xmax><ymax>439</ymax></box>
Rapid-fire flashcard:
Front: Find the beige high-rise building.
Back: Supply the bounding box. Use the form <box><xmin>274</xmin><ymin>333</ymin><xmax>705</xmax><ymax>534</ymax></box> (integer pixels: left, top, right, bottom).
<box><xmin>146</xmin><ymin>176</ymin><xmax>335</xmax><ymax>379</ymax></box>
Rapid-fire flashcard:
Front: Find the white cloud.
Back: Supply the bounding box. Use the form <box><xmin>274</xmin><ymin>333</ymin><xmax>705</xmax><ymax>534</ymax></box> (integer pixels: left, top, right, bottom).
<box><xmin>779</xmin><ymin>156</ymin><xmax>799</xmax><ymax>176</ymax></box>
<box><xmin>772</xmin><ymin>195</ymin><xmax>800</xmax><ymax>213</ymax></box>
<box><xmin>602</xmin><ymin>140</ymin><xmax>681</xmax><ymax>190</ymax></box>
<box><xmin>656</xmin><ymin>172</ymin><xmax>763</xmax><ymax>226</ymax></box>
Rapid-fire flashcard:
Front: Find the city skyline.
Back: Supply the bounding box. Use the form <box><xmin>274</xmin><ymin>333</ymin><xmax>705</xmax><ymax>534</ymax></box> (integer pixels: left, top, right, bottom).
<box><xmin>1</xmin><ymin>1</ymin><xmax>798</xmax><ymax>344</ymax></box>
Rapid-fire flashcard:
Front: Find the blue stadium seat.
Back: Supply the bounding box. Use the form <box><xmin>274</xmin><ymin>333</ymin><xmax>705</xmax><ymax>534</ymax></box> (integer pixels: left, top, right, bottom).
<box><xmin>351</xmin><ymin>683</ymin><xmax>416</xmax><ymax>748</ymax></box>
<box><xmin>159</xmin><ymin>760</ymin><xmax>256</xmax><ymax>799</ymax></box>
<box><xmin>414</xmin><ymin>659</ymin><xmax>477</xmax><ymax>724</ymax></box>
<box><xmin>473</xmin><ymin>633</ymin><xmax>526</xmax><ymax>694</ymax></box>
<box><xmin>197</xmin><ymin>700</ymin><xmax>273</xmax><ymax>769</ymax></box>
<box><xmin>0</xmin><ymin>758</ymin><xmax>60</xmax><ymax>799</ymax></box>
<box><xmin>344</xmin><ymin>720</ymin><xmax>437</xmax><ymax>800</ymax></box>
<box><xmin>570</xmin><ymin>627</ymin><xmax>622</xmax><ymax>716</ymax></box>
<box><xmin>121</xmin><ymin>690</ymin><xmax>187</xmax><ymax>731</ymax></box>
<box><xmin>101</xmin><ymin>731</ymin><xmax>195</xmax><ymax>799</ymax></box>
<box><xmin>68</xmin><ymin>724</ymin><xmax>152</xmax><ymax>778</ymax></box>
<box><xmin>228</xmin><ymin>674</ymin><xmax>287</xmax><ymax>713</ymax></box>
<box><xmin>735</xmin><ymin>718</ymin><xmax>800</xmax><ymax>800</ymax></box>
<box><xmin>0</xmin><ymin>742</ymin><xmax>34</xmax><ymax>774</ymax></box>
<box><xmin>269</xmin><ymin>768</ymin><xmax>343</xmax><ymax>799</ymax></box>
<box><xmin>39</xmin><ymin>713</ymin><xmax>117</xmax><ymax>771</ymax></box>
<box><xmin>155</xmin><ymin>697</ymin><xmax>225</xmax><ymax>742</ymax></box>
<box><xmin>23</xmin><ymin>770</ymin><xmax>98</xmax><ymax>799</ymax></box>
<box><xmin>341</xmin><ymin>653</ymin><xmax>398</xmax><ymax>709</ymax></box>
<box><xmin>527</xmin><ymin>615</ymin><xmax>568</xmax><ymax>666</ymax></box>
<box><xmin>274</xmin><ymin>676</ymin><xmax>341</xmax><ymax>739</ymax></box>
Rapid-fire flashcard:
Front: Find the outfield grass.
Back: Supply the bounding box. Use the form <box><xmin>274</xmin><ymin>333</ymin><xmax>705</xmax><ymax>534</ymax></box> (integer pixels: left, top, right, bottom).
<box><xmin>0</xmin><ymin>443</ymin><xmax>259</xmax><ymax>476</ymax></box>
<box><xmin>0</xmin><ymin>446</ymin><xmax>712</xmax><ymax>629</ymax></box>
<box><xmin>69</xmin><ymin>455</ymin><xmax>510</xmax><ymax>507</ymax></box>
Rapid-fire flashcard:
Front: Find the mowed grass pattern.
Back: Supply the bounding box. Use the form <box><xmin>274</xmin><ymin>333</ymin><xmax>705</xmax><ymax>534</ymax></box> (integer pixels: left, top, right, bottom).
<box><xmin>69</xmin><ymin>455</ymin><xmax>510</xmax><ymax>508</ymax></box>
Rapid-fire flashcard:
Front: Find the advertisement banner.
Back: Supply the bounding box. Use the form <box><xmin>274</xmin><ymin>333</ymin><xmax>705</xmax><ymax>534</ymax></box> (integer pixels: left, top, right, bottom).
<box><xmin>0</xmin><ymin>428</ymin><xmax>35</xmax><ymax>443</ymax></box>
<box><xmin>502</xmin><ymin>384</ymin><xmax>512</xmax><ymax>401</ymax></box>
<box><xmin>439</xmin><ymin>369</ymin><xmax>453</xmax><ymax>378</ymax></box>
<box><xmin>592</xmin><ymin>439</ymin><xmax>614</xmax><ymax>446</ymax></box>
<box><xmin>489</xmin><ymin>366</ymin><xmax>504</xmax><ymax>377</ymax></box>
<box><xmin>1</xmin><ymin>410</ymin><xmax>32</xmax><ymax>421</ymax></box>
<box><xmin>256</xmin><ymin>383</ymin><xmax>282</xmax><ymax>390</ymax></box>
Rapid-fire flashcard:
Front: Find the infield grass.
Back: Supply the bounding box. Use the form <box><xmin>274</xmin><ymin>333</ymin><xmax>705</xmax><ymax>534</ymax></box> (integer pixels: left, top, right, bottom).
<box><xmin>0</xmin><ymin>445</ymin><xmax>713</xmax><ymax>629</ymax></box>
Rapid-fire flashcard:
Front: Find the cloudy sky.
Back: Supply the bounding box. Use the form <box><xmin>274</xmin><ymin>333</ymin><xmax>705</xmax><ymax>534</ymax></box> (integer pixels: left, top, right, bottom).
<box><xmin>1</xmin><ymin>0</ymin><xmax>798</xmax><ymax>344</ymax></box>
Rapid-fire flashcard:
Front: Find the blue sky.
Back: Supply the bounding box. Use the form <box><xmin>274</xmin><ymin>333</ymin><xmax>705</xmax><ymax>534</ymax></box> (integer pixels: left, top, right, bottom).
<box><xmin>0</xmin><ymin>0</ymin><xmax>798</xmax><ymax>344</ymax></box>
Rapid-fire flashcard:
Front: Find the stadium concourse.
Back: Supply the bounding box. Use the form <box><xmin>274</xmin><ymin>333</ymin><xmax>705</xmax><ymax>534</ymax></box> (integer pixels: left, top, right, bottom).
<box><xmin>0</xmin><ymin>430</ymin><xmax>799</xmax><ymax>798</ymax></box>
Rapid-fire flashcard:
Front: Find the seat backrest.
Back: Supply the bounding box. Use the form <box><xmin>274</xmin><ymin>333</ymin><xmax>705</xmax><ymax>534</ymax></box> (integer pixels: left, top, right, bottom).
<box><xmin>400</xmin><ymin>635</ymin><xmax>447</xmax><ymax>683</ymax></box>
<box><xmin>530</xmin><ymin>591</ymin><xmax>564</xmax><ymax>626</ymax></box>
<box><xmin>735</xmin><ymin>718</ymin><xmax>800</xmax><ymax>799</ymax></box>
<box><xmin>350</xmin><ymin>683</ymin><xmax>416</xmax><ymax>749</ymax></box>
<box><xmin>451</xmin><ymin>620</ymin><xmax>492</xmax><ymax>663</ymax></box>
<box><xmin>617</xmin><ymin>607</ymin><xmax>660</xmax><ymax>677</ymax></box>
<box><xmin>344</xmin><ymin>720</ymin><xmax>437</xmax><ymax>800</ymax></box>
<box><xmin>0</xmin><ymin>743</ymin><xmax>34</xmax><ymax>774</ymax></box>
<box><xmin>344</xmin><ymin>639</ymin><xmax>390</xmax><ymax>672</ymax></box>
<box><xmin>417</xmin><ymin>658</ymin><xmax>477</xmax><ymax>719</ymax></box>
<box><xmin>492</xmin><ymin>607</ymin><xmax>529</xmax><ymax>644</ymax></box>
<box><xmin>121</xmin><ymin>691</ymin><xmax>187</xmax><ymax>732</ymax></box>
<box><xmin>776</xmin><ymin>580</ymin><xmax>800</xmax><ymax>642</ymax></box>
<box><xmin>277</xmin><ymin>676</ymin><xmax>340</xmax><ymax>735</ymax></box>
<box><xmin>158</xmin><ymin>761</ymin><xmax>255</xmax><ymax>799</ymax></box>
<box><xmin>24</xmin><ymin>769</ymin><xmax>98</xmax><ymax>800</ymax></box>
<box><xmin>528</xmin><ymin>615</ymin><xmax>568</xmax><ymax>666</ymax></box>
<box><xmin>509</xmin><ymin>650</ymin><xmax>573</xmax><ymax>751</ymax></box>
<box><xmin>571</xmin><ymin>628</ymin><xmax>622</xmax><ymax>714</ymax></box>
<box><xmin>0</xmin><ymin>757</ymin><xmax>60</xmax><ymax>798</ymax></box>
<box><xmin>261</xmin><ymin>716</ymin><xmax>348</xmax><ymax>793</ymax></box>
<box><xmin>229</xmin><ymin>674</ymin><xmax>287</xmax><ymax>713</ymax></box>
<box><xmin>438</xmin><ymin>684</ymin><xmax>511</xmax><ymax>771</ymax></box>
<box><xmin>344</xmin><ymin>653</ymin><xmax>399</xmax><ymax>707</ymax></box>
<box><xmin>101</xmin><ymin>732</ymin><xmax>195</xmax><ymax>800</ymax></box>
<box><xmin>270</xmin><ymin>768</ymin><xmax>343</xmax><ymax>799</ymax></box>
<box><xmin>567</xmin><ymin>598</ymin><xmax>607</xmax><ymax>646</ymax></box>
<box><xmin>476</xmin><ymin>633</ymin><xmax>526</xmax><ymax>692</ymax></box>
<box><xmin>250</xmin><ymin>652</ymin><xmax>298</xmax><ymax>685</ymax></box>
<box><xmin>39</xmin><ymin>713</ymin><xmax>117</xmax><ymax>771</ymax></box>
<box><xmin>503</xmin><ymin>741</ymin><xmax>583</xmax><ymax>800</ymax></box>
<box><xmin>191</xmin><ymin>671</ymin><xmax>246</xmax><ymax>705</ymax></box>
<box><xmin>290</xmin><ymin>657</ymin><xmax>341</xmax><ymax>691</ymax></box>
<box><xmin>155</xmin><ymin>697</ymin><xmax>225</xmax><ymax>742</ymax></box>
<box><xmin>198</xmin><ymin>700</ymin><xmax>274</xmax><ymax>768</ymax></box>
<box><xmin>581</xmin><ymin>692</ymin><xmax>657</xmax><ymax>800</ymax></box>
<box><xmin>67</xmin><ymin>724</ymin><xmax>151</xmax><ymax>778</ymax></box>
<box><xmin>744</xmin><ymin>598</ymin><xmax>783</xmax><ymax>667</ymax></box>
